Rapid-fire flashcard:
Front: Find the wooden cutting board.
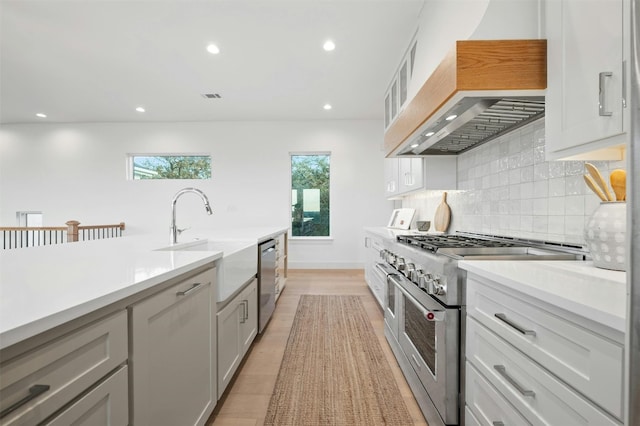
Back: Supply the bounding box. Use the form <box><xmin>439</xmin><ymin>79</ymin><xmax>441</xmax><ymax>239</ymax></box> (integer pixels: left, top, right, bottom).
<box><xmin>434</xmin><ymin>192</ymin><xmax>451</xmax><ymax>232</ymax></box>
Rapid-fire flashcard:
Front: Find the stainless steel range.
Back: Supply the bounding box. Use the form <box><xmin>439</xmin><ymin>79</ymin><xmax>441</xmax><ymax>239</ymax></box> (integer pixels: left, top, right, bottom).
<box><xmin>378</xmin><ymin>232</ymin><xmax>585</xmax><ymax>426</ymax></box>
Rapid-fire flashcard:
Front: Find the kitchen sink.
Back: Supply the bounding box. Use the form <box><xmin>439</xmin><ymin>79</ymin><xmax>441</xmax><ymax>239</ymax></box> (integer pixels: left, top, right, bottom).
<box><xmin>155</xmin><ymin>239</ymin><xmax>258</xmax><ymax>303</ymax></box>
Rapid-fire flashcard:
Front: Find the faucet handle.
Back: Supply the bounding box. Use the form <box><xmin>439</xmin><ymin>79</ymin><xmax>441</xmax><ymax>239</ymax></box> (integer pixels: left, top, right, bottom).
<box><xmin>177</xmin><ymin>227</ymin><xmax>191</xmax><ymax>235</ymax></box>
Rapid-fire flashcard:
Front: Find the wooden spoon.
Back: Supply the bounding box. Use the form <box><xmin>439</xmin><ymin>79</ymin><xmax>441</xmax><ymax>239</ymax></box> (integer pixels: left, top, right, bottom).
<box><xmin>584</xmin><ymin>174</ymin><xmax>608</xmax><ymax>201</ymax></box>
<box><xmin>610</xmin><ymin>169</ymin><xmax>626</xmax><ymax>201</ymax></box>
<box><xmin>585</xmin><ymin>163</ymin><xmax>614</xmax><ymax>201</ymax></box>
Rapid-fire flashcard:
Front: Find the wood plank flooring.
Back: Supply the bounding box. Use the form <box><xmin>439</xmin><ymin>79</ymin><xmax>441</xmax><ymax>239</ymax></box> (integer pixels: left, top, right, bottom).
<box><xmin>207</xmin><ymin>269</ymin><xmax>428</xmax><ymax>425</ymax></box>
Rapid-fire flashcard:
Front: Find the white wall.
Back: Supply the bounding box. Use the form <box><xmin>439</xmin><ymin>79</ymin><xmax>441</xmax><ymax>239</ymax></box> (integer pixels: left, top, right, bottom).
<box><xmin>0</xmin><ymin>120</ymin><xmax>393</xmax><ymax>268</ymax></box>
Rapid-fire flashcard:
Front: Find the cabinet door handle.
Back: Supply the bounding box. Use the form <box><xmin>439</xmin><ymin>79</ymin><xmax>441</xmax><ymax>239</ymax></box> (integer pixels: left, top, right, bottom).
<box><xmin>0</xmin><ymin>384</ymin><xmax>51</xmax><ymax>419</ymax></box>
<box><xmin>494</xmin><ymin>313</ymin><xmax>536</xmax><ymax>336</ymax></box>
<box><xmin>599</xmin><ymin>71</ymin><xmax>613</xmax><ymax>116</ymax></box>
<box><xmin>494</xmin><ymin>365</ymin><xmax>535</xmax><ymax>397</ymax></box>
<box><xmin>240</xmin><ymin>301</ymin><xmax>246</xmax><ymax>324</ymax></box>
<box><xmin>493</xmin><ymin>422</ymin><xmax>505</xmax><ymax>426</ymax></box>
<box><xmin>176</xmin><ymin>282</ymin><xmax>202</xmax><ymax>296</ymax></box>
<box><xmin>244</xmin><ymin>300</ymin><xmax>249</xmax><ymax>321</ymax></box>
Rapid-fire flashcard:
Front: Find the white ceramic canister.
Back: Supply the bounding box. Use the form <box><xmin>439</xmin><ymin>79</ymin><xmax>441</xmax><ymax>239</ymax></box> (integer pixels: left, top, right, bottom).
<box><xmin>584</xmin><ymin>201</ymin><xmax>626</xmax><ymax>271</ymax></box>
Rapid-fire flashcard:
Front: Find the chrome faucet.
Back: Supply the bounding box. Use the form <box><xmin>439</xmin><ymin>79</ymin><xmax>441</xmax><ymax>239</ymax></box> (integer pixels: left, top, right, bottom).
<box><xmin>170</xmin><ymin>187</ymin><xmax>212</xmax><ymax>244</ymax></box>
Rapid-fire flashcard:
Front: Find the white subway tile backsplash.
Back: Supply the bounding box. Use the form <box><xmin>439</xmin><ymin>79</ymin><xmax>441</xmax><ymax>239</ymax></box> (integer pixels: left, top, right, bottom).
<box><xmin>400</xmin><ymin>119</ymin><xmax>619</xmax><ymax>246</ymax></box>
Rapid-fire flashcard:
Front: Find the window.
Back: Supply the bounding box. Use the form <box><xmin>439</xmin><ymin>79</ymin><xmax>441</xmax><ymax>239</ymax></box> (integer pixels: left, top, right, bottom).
<box><xmin>128</xmin><ymin>155</ymin><xmax>211</xmax><ymax>180</ymax></box>
<box><xmin>290</xmin><ymin>153</ymin><xmax>330</xmax><ymax>237</ymax></box>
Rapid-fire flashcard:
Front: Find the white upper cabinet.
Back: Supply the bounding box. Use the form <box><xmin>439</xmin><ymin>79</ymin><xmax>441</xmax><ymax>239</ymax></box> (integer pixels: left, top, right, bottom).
<box><xmin>384</xmin><ymin>36</ymin><xmax>417</xmax><ymax>132</ymax></box>
<box><xmin>385</xmin><ymin>156</ymin><xmax>457</xmax><ymax>198</ymax></box>
<box><xmin>545</xmin><ymin>0</ymin><xmax>628</xmax><ymax>160</ymax></box>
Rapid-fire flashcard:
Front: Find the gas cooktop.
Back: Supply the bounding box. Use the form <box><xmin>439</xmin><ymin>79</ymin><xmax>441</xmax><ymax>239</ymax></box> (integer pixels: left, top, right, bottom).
<box><xmin>396</xmin><ymin>233</ymin><xmax>586</xmax><ymax>260</ymax></box>
<box><xmin>396</xmin><ymin>234</ymin><xmax>525</xmax><ymax>252</ymax></box>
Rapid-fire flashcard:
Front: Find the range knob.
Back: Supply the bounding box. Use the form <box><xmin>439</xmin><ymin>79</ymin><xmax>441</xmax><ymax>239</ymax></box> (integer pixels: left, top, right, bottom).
<box><xmin>395</xmin><ymin>257</ymin><xmax>406</xmax><ymax>271</ymax></box>
<box><xmin>429</xmin><ymin>277</ymin><xmax>446</xmax><ymax>296</ymax></box>
<box><xmin>379</xmin><ymin>249</ymin><xmax>388</xmax><ymax>260</ymax></box>
<box><xmin>418</xmin><ymin>273</ymin><xmax>432</xmax><ymax>289</ymax></box>
<box><xmin>404</xmin><ymin>263</ymin><xmax>415</xmax><ymax>278</ymax></box>
<box><xmin>386</xmin><ymin>252</ymin><xmax>396</xmax><ymax>264</ymax></box>
<box><xmin>410</xmin><ymin>268</ymin><xmax>424</xmax><ymax>283</ymax></box>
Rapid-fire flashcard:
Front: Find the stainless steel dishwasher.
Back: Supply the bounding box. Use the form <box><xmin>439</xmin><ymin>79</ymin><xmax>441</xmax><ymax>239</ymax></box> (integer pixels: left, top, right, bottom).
<box><xmin>258</xmin><ymin>239</ymin><xmax>277</xmax><ymax>333</ymax></box>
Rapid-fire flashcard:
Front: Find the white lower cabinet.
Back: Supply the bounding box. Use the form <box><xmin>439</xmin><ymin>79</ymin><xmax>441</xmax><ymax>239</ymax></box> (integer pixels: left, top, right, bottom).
<box><xmin>364</xmin><ymin>231</ymin><xmax>386</xmax><ymax>308</ymax></box>
<box><xmin>130</xmin><ymin>267</ymin><xmax>216</xmax><ymax>426</ymax></box>
<box><xmin>217</xmin><ymin>279</ymin><xmax>258</xmax><ymax>398</ymax></box>
<box><xmin>0</xmin><ymin>310</ymin><xmax>128</xmax><ymax>426</ymax></box>
<box><xmin>44</xmin><ymin>365</ymin><xmax>128</xmax><ymax>426</ymax></box>
<box><xmin>465</xmin><ymin>274</ymin><xmax>623</xmax><ymax>425</ymax></box>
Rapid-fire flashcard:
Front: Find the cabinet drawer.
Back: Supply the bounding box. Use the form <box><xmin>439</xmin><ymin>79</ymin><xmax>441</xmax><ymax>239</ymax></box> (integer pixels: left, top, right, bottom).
<box><xmin>466</xmin><ymin>362</ymin><xmax>529</xmax><ymax>426</ymax></box>
<box><xmin>0</xmin><ymin>311</ymin><xmax>127</xmax><ymax>425</ymax></box>
<box><xmin>467</xmin><ymin>278</ymin><xmax>623</xmax><ymax>419</ymax></box>
<box><xmin>44</xmin><ymin>365</ymin><xmax>128</xmax><ymax>426</ymax></box>
<box><xmin>466</xmin><ymin>317</ymin><xmax>620</xmax><ymax>425</ymax></box>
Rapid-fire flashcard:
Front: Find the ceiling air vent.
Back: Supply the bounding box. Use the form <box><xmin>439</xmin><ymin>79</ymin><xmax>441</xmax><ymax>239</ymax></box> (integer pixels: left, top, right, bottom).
<box><xmin>201</xmin><ymin>93</ymin><xmax>222</xmax><ymax>99</ymax></box>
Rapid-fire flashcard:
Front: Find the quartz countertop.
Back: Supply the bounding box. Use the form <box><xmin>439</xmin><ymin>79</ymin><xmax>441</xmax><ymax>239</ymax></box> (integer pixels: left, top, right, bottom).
<box><xmin>459</xmin><ymin>260</ymin><xmax>627</xmax><ymax>332</ymax></box>
<box><xmin>0</xmin><ymin>226</ymin><xmax>288</xmax><ymax>350</ymax></box>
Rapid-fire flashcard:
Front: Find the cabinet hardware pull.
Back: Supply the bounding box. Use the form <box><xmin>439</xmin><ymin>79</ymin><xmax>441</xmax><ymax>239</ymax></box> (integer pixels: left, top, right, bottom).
<box><xmin>243</xmin><ymin>300</ymin><xmax>249</xmax><ymax>321</ymax></box>
<box><xmin>0</xmin><ymin>384</ymin><xmax>51</xmax><ymax>419</ymax></box>
<box><xmin>494</xmin><ymin>313</ymin><xmax>536</xmax><ymax>336</ymax></box>
<box><xmin>176</xmin><ymin>282</ymin><xmax>202</xmax><ymax>296</ymax></box>
<box><xmin>494</xmin><ymin>365</ymin><xmax>535</xmax><ymax>397</ymax></box>
<box><xmin>240</xmin><ymin>300</ymin><xmax>246</xmax><ymax>324</ymax></box>
<box><xmin>599</xmin><ymin>71</ymin><xmax>613</xmax><ymax>116</ymax></box>
<box><xmin>493</xmin><ymin>422</ymin><xmax>505</xmax><ymax>426</ymax></box>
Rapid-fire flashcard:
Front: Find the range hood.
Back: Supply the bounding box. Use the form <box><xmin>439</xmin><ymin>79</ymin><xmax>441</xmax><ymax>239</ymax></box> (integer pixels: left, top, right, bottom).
<box><xmin>385</xmin><ymin>40</ymin><xmax>547</xmax><ymax>157</ymax></box>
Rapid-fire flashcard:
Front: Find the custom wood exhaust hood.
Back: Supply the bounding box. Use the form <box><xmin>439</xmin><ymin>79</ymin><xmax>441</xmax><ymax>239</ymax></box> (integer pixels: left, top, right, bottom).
<box><xmin>384</xmin><ymin>39</ymin><xmax>547</xmax><ymax>157</ymax></box>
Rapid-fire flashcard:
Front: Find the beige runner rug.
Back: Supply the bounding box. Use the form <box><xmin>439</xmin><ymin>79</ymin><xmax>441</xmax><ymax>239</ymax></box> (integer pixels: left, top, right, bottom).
<box><xmin>264</xmin><ymin>295</ymin><xmax>414</xmax><ymax>425</ymax></box>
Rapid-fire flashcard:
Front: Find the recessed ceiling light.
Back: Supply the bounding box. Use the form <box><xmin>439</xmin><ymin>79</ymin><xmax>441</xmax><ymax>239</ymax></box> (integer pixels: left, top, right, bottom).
<box><xmin>323</xmin><ymin>104</ymin><xmax>332</xmax><ymax>110</ymax></box>
<box><xmin>206</xmin><ymin>44</ymin><xmax>220</xmax><ymax>54</ymax></box>
<box><xmin>136</xmin><ymin>107</ymin><xmax>145</xmax><ymax>113</ymax></box>
<box><xmin>425</xmin><ymin>131</ymin><xmax>435</xmax><ymax>137</ymax></box>
<box><xmin>411</xmin><ymin>143</ymin><xmax>419</xmax><ymax>148</ymax></box>
<box><xmin>323</xmin><ymin>40</ymin><xmax>336</xmax><ymax>51</ymax></box>
<box><xmin>35</xmin><ymin>113</ymin><xmax>47</xmax><ymax>118</ymax></box>
<box><xmin>445</xmin><ymin>114</ymin><xmax>457</xmax><ymax>121</ymax></box>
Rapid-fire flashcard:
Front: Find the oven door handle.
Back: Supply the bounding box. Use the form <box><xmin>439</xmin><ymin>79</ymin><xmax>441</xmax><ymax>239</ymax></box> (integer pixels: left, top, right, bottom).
<box><xmin>390</xmin><ymin>275</ymin><xmax>445</xmax><ymax>322</ymax></box>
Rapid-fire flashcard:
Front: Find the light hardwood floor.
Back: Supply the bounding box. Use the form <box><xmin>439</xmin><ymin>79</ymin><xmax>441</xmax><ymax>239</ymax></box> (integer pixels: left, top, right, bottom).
<box><xmin>207</xmin><ymin>269</ymin><xmax>428</xmax><ymax>426</ymax></box>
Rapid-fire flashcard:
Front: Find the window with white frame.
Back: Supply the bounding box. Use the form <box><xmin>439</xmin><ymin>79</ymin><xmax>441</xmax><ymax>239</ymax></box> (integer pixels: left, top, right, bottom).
<box><xmin>290</xmin><ymin>153</ymin><xmax>330</xmax><ymax>237</ymax></box>
<box><xmin>128</xmin><ymin>154</ymin><xmax>211</xmax><ymax>180</ymax></box>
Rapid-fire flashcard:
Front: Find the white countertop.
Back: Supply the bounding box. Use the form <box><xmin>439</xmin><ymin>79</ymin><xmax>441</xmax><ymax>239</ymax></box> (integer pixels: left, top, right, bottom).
<box><xmin>0</xmin><ymin>226</ymin><xmax>288</xmax><ymax>350</ymax></box>
<box><xmin>459</xmin><ymin>260</ymin><xmax>627</xmax><ymax>332</ymax></box>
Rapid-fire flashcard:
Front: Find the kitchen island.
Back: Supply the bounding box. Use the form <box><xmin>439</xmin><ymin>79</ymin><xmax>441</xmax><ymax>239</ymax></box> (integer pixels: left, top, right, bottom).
<box><xmin>0</xmin><ymin>226</ymin><xmax>287</xmax><ymax>426</ymax></box>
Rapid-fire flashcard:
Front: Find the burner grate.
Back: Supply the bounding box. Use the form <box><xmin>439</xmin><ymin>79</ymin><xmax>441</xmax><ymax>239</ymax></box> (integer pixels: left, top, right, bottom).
<box><xmin>397</xmin><ymin>234</ymin><xmax>527</xmax><ymax>251</ymax></box>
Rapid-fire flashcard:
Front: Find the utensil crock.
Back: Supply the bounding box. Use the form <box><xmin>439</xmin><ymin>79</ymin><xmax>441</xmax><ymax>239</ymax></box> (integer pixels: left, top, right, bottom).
<box><xmin>584</xmin><ymin>201</ymin><xmax>626</xmax><ymax>271</ymax></box>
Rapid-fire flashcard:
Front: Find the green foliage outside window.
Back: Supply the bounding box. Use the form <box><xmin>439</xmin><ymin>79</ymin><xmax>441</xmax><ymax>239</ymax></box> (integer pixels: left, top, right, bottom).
<box><xmin>291</xmin><ymin>154</ymin><xmax>330</xmax><ymax>237</ymax></box>
<box><xmin>132</xmin><ymin>155</ymin><xmax>211</xmax><ymax>180</ymax></box>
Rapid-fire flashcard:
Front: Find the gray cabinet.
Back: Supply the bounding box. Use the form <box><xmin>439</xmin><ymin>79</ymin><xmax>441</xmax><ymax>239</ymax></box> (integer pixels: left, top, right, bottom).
<box><xmin>0</xmin><ymin>311</ymin><xmax>128</xmax><ymax>426</ymax></box>
<box><xmin>130</xmin><ymin>267</ymin><xmax>216</xmax><ymax>426</ymax></box>
<box><xmin>217</xmin><ymin>279</ymin><xmax>258</xmax><ymax>398</ymax></box>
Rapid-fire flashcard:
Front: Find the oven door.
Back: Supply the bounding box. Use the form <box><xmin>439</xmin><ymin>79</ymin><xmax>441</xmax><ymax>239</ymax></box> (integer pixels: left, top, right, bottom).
<box><xmin>392</xmin><ymin>274</ymin><xmax>460</xmax><ymax>425</ymax></box>
<box><xmin>376</xmin><ymin>263</ymin><xmax>399</xmax><ymax>339</ymax></box>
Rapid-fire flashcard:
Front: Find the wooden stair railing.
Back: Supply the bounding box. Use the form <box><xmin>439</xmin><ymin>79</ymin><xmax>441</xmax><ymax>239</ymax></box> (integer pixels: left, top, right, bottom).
<box><xmin>1</xmin><ymin>221</ymin><xmax>125</xmax><ymax>250</ymax></box>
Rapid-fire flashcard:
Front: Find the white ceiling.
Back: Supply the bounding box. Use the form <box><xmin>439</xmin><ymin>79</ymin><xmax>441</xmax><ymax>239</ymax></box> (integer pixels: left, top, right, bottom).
<box><xmin>0</xmin><ymin>0</ymin><xmax>425</xmax><ymax>124</ymax></box>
